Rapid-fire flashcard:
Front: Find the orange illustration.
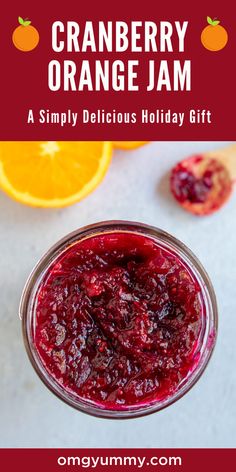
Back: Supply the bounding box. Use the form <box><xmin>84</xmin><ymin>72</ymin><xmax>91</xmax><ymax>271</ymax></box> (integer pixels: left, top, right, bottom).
<box><xmin>201</xmin><ymin>16</ymin><xmax>228</xmax><ymax>51</ymax></box>
<box><xmin>12</xmin><ymin>17</ymin><xmax>39</xmax><ymax>52</ymax></box>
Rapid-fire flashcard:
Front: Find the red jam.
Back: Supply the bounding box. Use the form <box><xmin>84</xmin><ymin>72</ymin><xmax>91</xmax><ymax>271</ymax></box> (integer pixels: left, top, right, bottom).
<box><xmin>34</xmin><ymin>232</ymin><xmax>204</xmax><ymax>408</ymax></box>
<box><xmin>170</xmin><ymin>155</ymin><xmax>232</xmax><ymax>215</ymax></box>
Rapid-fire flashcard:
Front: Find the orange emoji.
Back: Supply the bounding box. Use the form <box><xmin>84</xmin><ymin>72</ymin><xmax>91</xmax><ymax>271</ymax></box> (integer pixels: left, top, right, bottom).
<box><xmin>12</xmin><ymin>17</ymin><xmax>39</xmax><ymax>52</ymax></box>
<box><xmin>201</xmin><ymin>16</ymin><xmax>228</xmax><ymax>51</ymax></box>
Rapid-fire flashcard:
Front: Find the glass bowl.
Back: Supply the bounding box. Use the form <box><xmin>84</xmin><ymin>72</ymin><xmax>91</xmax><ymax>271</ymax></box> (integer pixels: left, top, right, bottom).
<box><xmin>20</xmin><ymin>221</ymin><xmax>218</xmax><ymax>419</ymax></box>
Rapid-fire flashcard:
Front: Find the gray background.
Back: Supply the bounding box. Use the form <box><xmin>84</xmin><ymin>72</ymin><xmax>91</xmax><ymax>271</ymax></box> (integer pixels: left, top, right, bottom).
<box><xmin>0</xmin><ymin>141</ymin><xmax>235</xmax><ymax>448</ymax></box>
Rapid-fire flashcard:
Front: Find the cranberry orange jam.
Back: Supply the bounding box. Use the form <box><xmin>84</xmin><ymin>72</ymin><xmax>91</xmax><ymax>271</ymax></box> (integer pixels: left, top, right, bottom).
<box><xmin>21</xmin><ymin>222</ymin><xmax>217</xmax><ymax>417</ymax></box>
<box><xmin>33</xmin><ymin>231</ymin><xmax>206</xmax><ymax>409</ymax></box>
<box><xmin>170</xmin><ymin>155</ymin><xmax>232</xmax><ymax>215</ymax></box>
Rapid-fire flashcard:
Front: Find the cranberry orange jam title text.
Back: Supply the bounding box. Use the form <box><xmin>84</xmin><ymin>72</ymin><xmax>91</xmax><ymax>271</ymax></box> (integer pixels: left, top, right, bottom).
<box><xmin>48</xmin><ymin>21</ymin><xmax>191</xmax><ymax>92</ymax></box>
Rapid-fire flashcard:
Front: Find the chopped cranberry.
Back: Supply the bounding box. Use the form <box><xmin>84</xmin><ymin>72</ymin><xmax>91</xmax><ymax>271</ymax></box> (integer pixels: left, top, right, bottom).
<box><xmin>34</xmin><ymin>232</ymin><xmax>204</xmax><ymax>408</ymax></box>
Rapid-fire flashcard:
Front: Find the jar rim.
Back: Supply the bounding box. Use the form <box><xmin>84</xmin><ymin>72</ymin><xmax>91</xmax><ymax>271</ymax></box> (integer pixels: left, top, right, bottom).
<box><xmin>20</xmin><ymin>220</ymin><xmax>218</xmax><ymax>419</ymax></box>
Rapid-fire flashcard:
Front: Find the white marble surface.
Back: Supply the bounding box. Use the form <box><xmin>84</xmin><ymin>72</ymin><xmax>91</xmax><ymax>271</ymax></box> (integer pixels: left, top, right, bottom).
<box><xmin>0</xmin><ymin>141</ymin><xmax>236</xmax><ymax>448</ymax></box>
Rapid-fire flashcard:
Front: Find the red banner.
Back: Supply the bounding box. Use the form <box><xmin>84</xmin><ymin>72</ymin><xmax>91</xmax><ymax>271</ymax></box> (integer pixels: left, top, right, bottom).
<box><xmin>0</xmin><ymin>448</ymin><xmax>235</xmax><ymax>471</ymax></box>
<box><xmin>1</xmin><ymin>0</ymin><xmax>235</xmax><ymax>140</ymax></box>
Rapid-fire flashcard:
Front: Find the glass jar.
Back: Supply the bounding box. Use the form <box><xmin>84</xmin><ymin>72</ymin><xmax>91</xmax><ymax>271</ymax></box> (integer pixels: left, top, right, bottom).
<box><xmin>20</xmin><ymin>221</ymin><xmax>218</xmax><ymax>419</ymax></box>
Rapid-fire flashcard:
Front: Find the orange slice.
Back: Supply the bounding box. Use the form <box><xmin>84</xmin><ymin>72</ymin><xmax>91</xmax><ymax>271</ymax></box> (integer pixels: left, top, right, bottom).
<box><xmin>113</xmin><ymin>141</ymin><xmax>149</xmax><ymax>150</ymax></box>
<box><xmin>0</xmin><ymin>141</ymin><xmax>112</xmax><ymax>208</ymax></box>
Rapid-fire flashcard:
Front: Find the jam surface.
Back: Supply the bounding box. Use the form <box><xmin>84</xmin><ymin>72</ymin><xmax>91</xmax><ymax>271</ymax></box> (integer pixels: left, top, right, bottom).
<box><xmin>35</xmin><ymin>232</ymin><xmax>204</xmax><ymax>408</ymax></box>
<box><xmin>171</xmin><ymin>155</ymin><xmax>232</xmax><ymax>215</ymax></box>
